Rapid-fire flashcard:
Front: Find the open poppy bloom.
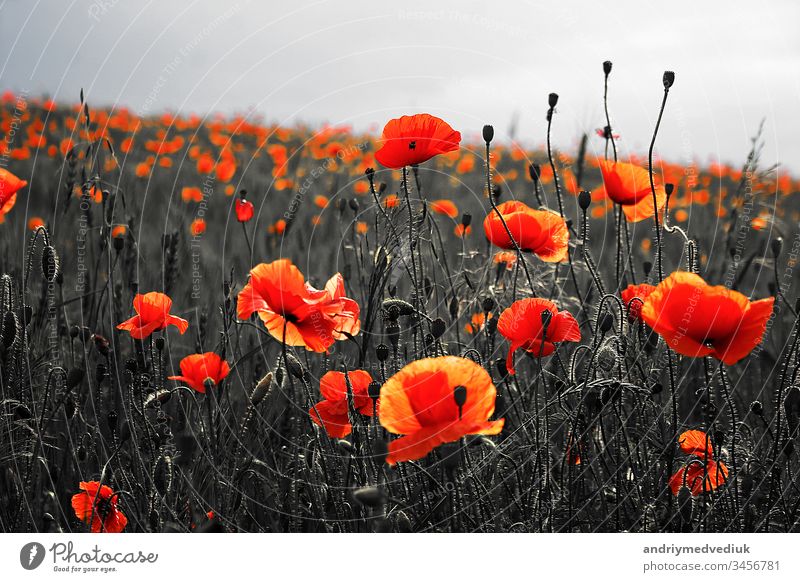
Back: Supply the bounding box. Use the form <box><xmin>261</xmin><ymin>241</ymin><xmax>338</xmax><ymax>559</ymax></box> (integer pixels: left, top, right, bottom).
<box><xmin>309</xmin><ymin>370</ymin><xmax>375</xmax><ymax>438</ymax></box>
<box><xmin>0</xmin><ymin>167</ymin><xmax>28</xmax><ymax>223</ymax></box>
<box><xmin>374</xmin><ymin>114</ymin><xmax>461</xmax><ymax>169</ymax></box>
<box><xmin>597</xmin><ymin>160</ymin><xmax>667</xmax><ymax>222</ymax></box>
<box><xmin>168</xmin><ymin>352</ymin><xmax>230</xmax><ymax>393</ymax></box>
<box><xmin>621</xmin><ymin>283</ymin><xmax>656</xmax><ymax>322</ymax></box>
<box><xmin>497</xmin><ymin>298</ymin><xmax>580</xmax><ymax>375</ymax></box>
<box><xmin>669</xmin><ymin>430</ymin><xmax>728</xmax><ymax>496</ymax></box>
<box><xmin>117</xmin><ymin>292</ymin><xmax>189</xmax><ymax>339</ymax></box>
<box><xmin>237</xmin><ymin>259</ymin><xmax>360</xmax><ymax>352</ymax></box>
<box><xmin>483</xmin><ymin>200</ymin><xmax>569</xmax><ymax>263</ymax></box>
<box><xmin>71</xmin><ymin>481</ymin><xmax>127</xmax><ymax>533</ymax></box>
<box><xmin>235</xmin><ymin>198</ymin><xmax>254</xmax><ymax>222</ymax></box>
<box><xmin>429</xmin><ymin>199</ymin><xmax>458</xmax><ymax>218</ymax></box>
<box><xmin>379</xmin><ymin>356</ymin><xmax>504</xmax><ymax>465</ymax></box>
<box><xmin>640</xmin><ymin>272</ymin><xmax>774</xmax><ymax>365</ymax></box>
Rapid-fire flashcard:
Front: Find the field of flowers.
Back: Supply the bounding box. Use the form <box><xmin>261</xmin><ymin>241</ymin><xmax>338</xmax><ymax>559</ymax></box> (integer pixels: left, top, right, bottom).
<box><xmin>2</xmin><ymin>65</ymin><xmax>800</xmax><ymax>533</ymax></box>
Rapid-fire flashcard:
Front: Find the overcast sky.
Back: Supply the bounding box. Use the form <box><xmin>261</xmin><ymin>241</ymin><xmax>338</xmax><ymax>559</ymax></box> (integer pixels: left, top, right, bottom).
<box><xmin>2</xmin><ymin>0</ymin><xmax>799</xmax><ymax>172</ymax></box>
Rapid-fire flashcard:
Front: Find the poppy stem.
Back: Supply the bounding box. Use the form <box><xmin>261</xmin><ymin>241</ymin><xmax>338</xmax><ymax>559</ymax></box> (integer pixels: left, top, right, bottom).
<box><xmin>602</xmin><ymin>63</ymin><xmax>618</xmax><ymax>163</ymax></box>
<box><xmin>648</xmin><ymin>77</ymin><xmax>672</xmax><ymax>283</ymax></box>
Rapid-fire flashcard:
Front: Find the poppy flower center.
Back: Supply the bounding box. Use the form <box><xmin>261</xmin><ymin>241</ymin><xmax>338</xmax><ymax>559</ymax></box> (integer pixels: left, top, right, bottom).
<box><xmin>283</xmin><ymin>311</ymin><xmax>299</xmax><ymax>324</ymax></box>
<box><xmin>408</xmin><ymin>141</ymin><xmax>416</xmax><ymax>150</ymax></box>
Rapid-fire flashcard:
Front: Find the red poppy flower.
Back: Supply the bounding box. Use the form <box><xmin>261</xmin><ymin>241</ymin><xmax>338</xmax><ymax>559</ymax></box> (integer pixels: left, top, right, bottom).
<box><xmin>429</xmin><ymin>199</ymin><xmax>458</xmax><ymax>218</ymax></box>
<box><xmin>379</xmin><ymin>356</ymin><xmax>504</xmax><ymax>465</ymax></box>
<box><xmin>168</xmin><ymin>352</ymin><xmax>230</xmax><ymax>393</ymax></box>
<box><xmin>117</xmin><ymin>292</ymin><xmax>189</xmax><ymax>339</ymax></box>
<box><xmin>597</xmin><ymin>160</ymin><xmax>667</xmax><ymax>222</ymax></box>
<box><xmin>309</xmin><ymin>370</ymin><xmax>375</xmax><ymax>438</ymax></box>
<box><xmin>669</xmin><ymin>430</ymin><xmax>727</xmax><ymax>496</ymax></box>
<box><xmin>497</xmin><ymin>298</ymin><xmax>580</xmax><ymax>375</ymax></box>
<box><xmin>216</xmin><ymin>156</ymin><xmax>236</xmax><ymax>182</ymax></box>
<box><xmin>375</xmin><ymin>114</ymin><xmax>461</xmax><ymax>169</ymax></box>
<box><xmin>235</xmin><ymin>198</ymin><xmax>254</xmax><ymax>223</ymax></box>
<box><xmin>0</xmin><ymin>167</ymin><xmax>27</xmax><ymax>223</ymax></box>
<box><xmin>190</xmin><ymin>218</ymin><xmax>206</xmax><ymax>236</ymax></box>
<box><xmin>71</xmin><ymin>481</ymin><xmax>128</xmax><ymax>533</ymax></box>
<box><xmin>237</xmin><ymin>259</ymin><xmax>360</xmax><ymax>352</ymax></box>
<box><xmin>640</xmin><ymin>272</ymin><xmax>774</xmax><ymax>365</ymax></box>
<box><xmin>669</xmin><ymin>460</ymin><xmax>729</xmax><ymax>496</ymax></box>
<box><xmin>621</xmin><ymin>283</ymin><xmax>656</xmax><ymax>322</ymax></box>
<box><xmin>483</xmin><ymin>200</ymin><xmax>569</xmax><ymax>263</ymax></box>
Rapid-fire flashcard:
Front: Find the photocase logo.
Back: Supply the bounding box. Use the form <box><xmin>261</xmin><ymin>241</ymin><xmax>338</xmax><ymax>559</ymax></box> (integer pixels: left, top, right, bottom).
<box><xmin>20</xmin><ymin>542</ymin><xmax>46</xmax><ymax>570</ymax></box>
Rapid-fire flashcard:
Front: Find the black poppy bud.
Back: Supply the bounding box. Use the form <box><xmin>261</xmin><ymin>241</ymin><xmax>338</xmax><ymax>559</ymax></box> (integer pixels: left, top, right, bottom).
<box><xmin>368</xmin><ymin>381</ymin><xmax>381</xmax><ymax>400</ymax></box>
<box><xmin>251</xmin><ymin>372</ymin><xmax>273</xmax><ymax>405</ymax></box>
<box><xmin>42</xmin><ymin>245</ymin><xmax>59</xmax><ymax>282</ymax></box>
<box><xmin>461</xmin><ymin>212</ymin><xmax>472</xmax><ymax>227</ymax></box>
<box><xmin>750</xmin><ymin>400</ymin><xmax>763</xmax><ymax>415</ymax></box>
<box><xmin>642</xmin><ymin>261</ymin><xmax>653</xmax><ymax>276</ymax></box>
<box><xmin>663</xmin><ymin>71</ymin><xmax>675</xmax><ymax>89</ymax></box>
<box><xmin>449</xmin><ymin>295</ymin><xmax>459</xmax><ymax>321</ymax></box>
<box><xmin>482</xmin><ymin>124</ymin><xmax>494</xmax><ymax>144</ymax></box>
<box><xmin>603</xmin><ymin>60</ymin><xmax>612</xmax><ymax>76</ymax></box>
<box><xmin>113</xmin><ymin>235</ymin><xmax>125</xmax><ymax>252</ymax></box>
<box><xmin>578</xmin><ymin>190</ymin><xmax>592</xmax><ymax>210</ymax></box>
<box><xmin>548</xmin><ymin>93</ymin><xmax>559</xmax><ymax>108</ymax></box>
<box><xmin>284</xmin><ymin>353</ymin><xmax>304</xmax><ymax>379</ymax></box>
<box><xmin>386</xmin><ymin>323</ymin><xmax>401</xmax><ymax>349</ymax></box>
<box><xmin>565</xmin><ymin>219</ymin><xmax>573</xmax><ymax>230</ymax></box>
<box><xmin>107</xmin><ymin>410</ymin><xmax>118</xmax><ymax>432</ymax></box>
<box><xmin>376</xmin><ymin>343</ymin><xmax>390</xmax><ymax>362</ymax></box>
<box><xmin>771</xmin><ymin>237</ymin><xmax>783</xmax><ymax>258</ymax></box>
<box><xmin>529</xmin><ymin>163</ymin><xmax>541</xmax><ymax>184</ymax></box>
<box><xmin>600</xmin><ymin>313</ymin><xmax>614</xmax><ymax>333</ymax></box>
<box><xmin>665</xmin><ymin>183</ymin><xmax>674</xmax><ymax>197</ymax></box>
<box><xmin>154</xmin><ymin>337</ymin><xmax>165</xmax><ymax>351</ymax></box>
<box><xmin>482</xmin><ymin>297</ymin><xmax>496</xmax><ymax>313</ymax></box>
<box><xmin>431</xmin><ymin>317</ymin><xmax>446</xmax><ymax>339</ymax></box>
<box><xmin>349</xmin><ymin>197</ymin><xmax>359</xmax><ymax>212</ymax></box>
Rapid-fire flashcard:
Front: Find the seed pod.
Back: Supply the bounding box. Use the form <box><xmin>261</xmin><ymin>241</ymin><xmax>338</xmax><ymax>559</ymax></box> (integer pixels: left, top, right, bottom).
<box><xmin>599</xmin><ymin>313</ymin><xmax>614</xmax><ymax>333</ymax></box>
<box><xmin>461</xmin><ymin>212</ymin><xmax>472</xmax><ymax>227</ymax></box>
<box><xmin>431</xmin><ymin>318</ymin><xmax>446</xmax><ymax>339</ymax></box>
<box><xmin>383</xmin><ymin>298</ymin><xmax>414</xmax><ymax>317</ymax></box>
<box><xmin>548</xmin><ymin>92</ymin><xmax>559</xmax><ymax>108</ymax></box>
<box><xmin>348</xmin><ymin>197</ymin><xmax>359</xmax><ymax>212</ymax></box>
<box><xmin>482</xmin><ymin>124</ymin><xmax>494</xmax><ymax>144</ymax></box>
<box><xmin>529</xmin><ymin>163</ymin><xmax>541</xmax><ymax>184</ymax></box>
<box><xmin>449</xmin><ymin>295</ymin><xmax>459</xmax><ymax>321</ymax></box>
<box><xmin>375</xmin><ymin>343</ymin><xmax>390</xmax><ymax>362</ymax></box>
<box><xmin>1</xmin><ymin>310</ymin><xmax>18</xmax><ymax>348</ymax></box>
<box><xmin>284</xmin><ymin>353</ymin><xmax>304</xmax><ymax>379</ymax></box>
<box><xmin>663</xmin><ymin>71</ymin><xmax>675</xmax><ymax>89</ymax></box>
<box><xmin>750</xmin><ymin>400</ymin><xmax>763</xmax><ymax>416</ymax></box>
<box><xmin>603</xmin><ymin>60</ymin><xmax>612</xmax><ymax>75</ymax></box>
<box><xmin>368</xmin><ymin>381</ymin><xmax>381</xmax><ymax>400</ymax></box>
<box><xmin>482</xmin><ymin>296</ymin><xmax>496</xmax><ymax>313</ymax></box>
<box><xmin>578</xmin><ymin>190</ymin><xmax>592</xmax><ymax>210</ymax></box>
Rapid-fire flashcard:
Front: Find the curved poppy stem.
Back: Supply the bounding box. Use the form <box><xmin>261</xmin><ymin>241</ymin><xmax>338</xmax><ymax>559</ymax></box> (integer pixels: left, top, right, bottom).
<box><xmin>484</xmin><ymin>140</ymin><xmax>535</xmax><ymax>293</ymax></box>
<box><xmin>603</xmin><ymin>65</ymin><xmax>618</xmax><ymax>163</ymax></box>
<box><xmin>648</xmin><ymin>77</ymin><xmax>672</xmax><ymax>283</ymax></box>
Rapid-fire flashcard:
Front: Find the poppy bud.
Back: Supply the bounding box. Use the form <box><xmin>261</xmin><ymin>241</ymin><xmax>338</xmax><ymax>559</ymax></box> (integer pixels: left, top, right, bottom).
<box><xmin>431</xmin><ymin>317</ymin><xmax>446</xmax><ymax>339</ymax></box>
<box><xmin>600</xmin><ymin>313</ymin><xmax>614</xmax><ymax>333</ymax></box>
<box><xmin>1</xmin><ymin>311</ymin><xmax>17</xmax><ymax>348</ymax></box>
<box><xmin>642</xmin><ymin>261</ymin><xmax>652</xmax><ymax>276</ymax></box>
<box><xmin>42</xmin><ymin>245</ymin><xmax>60</xmax><ymax>282</ymax></box>
<box><xmin>365</xmin><ymin>167</ymin><xmax>375</xmax><ymax>179</ymax></box>
<box><xmin>453</xmin><ymin>385</ymin><xmax>467</xmax><ymax>419</ymax></box>
<box><xmin>383</xmin><ymin>298</ymin><xmax>414</xmax><ymax>317</ymax></box>
<box><xmin>66</xmin><ymin>367</ymin><xmax>85</xmax><ymax>390</ymax></box>
<box><xmin>482</xmin><ymin>124</ymin><xmax>494</xmax><ymax>144</ymax></box>
<box><xmin>529</xmin><ymin>163</ymin><xmax>541</xmax><ymax>184</ymax></box>
<box><xmin>492</xmin><ymin>184</ymin><xmax>502</xmax><ymax>201</ymax></box>
<box><xmin>284</xmin><ymin>353</ymin><xmax>304</xmax><ymax>379</ymax></box>
<box><xmin>495</xmin><ymin>357</ymin><xmax>508</xmax><ymax>378</ymax></box>
<box><xmin>349</xmin><ymin>197</ymin><xmax>359</xmax><ymax>212</ymax></box>
<box><xmin>578</xmin><ymin>190</ymin><xmax>592</xmax><ymax>210</ymax></box>
<box><xmin>251</xmin><ymin>372</ymin><xmax>273</xmax><ymax>405</ymax></box>
<box><xmin>154</xmin><ymin>337</ymin><xmax>165</xmax><ymax>351</ymax></box>
<box><xmin>113</xmin><ymin>235</ymin><xmax>125</xmax><ymax>252</ymax></box>
<box><xmin>548</xmin><ymin>93</ymin><xmax>559</xmax><ymax>108</ymax></box>
<box><xmin>461</xmin><ymin>213</ymin><xmax>472</xmax><ymax>228</ymax></box>
<box><xmin>750</xmin><ymin>400</ymin><xmax>763</xmax><ymax>416</ymax></box>
<box><xmin>375</xmin><ymin>343</ymin><xmax>390</xmax><ymax>362</ymax></box>
<box><xmin>107</xmin><ymin>410</ymin><xmax>118</xmax><ymax>432</ymax></box>
<box><xmin>368</xmin><ymin>381</ymin><xmax>382</xmax><ymax>400</ymax></box>
<box><xmin>449</xmin><ymin>295</ymin><xmax>459</xmax><ymax>321</ymax></box>
<box><xmin>603</xmin><ymin>60</ymin><xmax>612</xmax><ymax>76</ymax></box>
<box><xmin>482</xmin><ymin>297</ymin><xmax>496</xmax><ymax>313</ymax></box>
<box><xmin>663</xmin><ymin>71</ymin><xmax>675</xmax><ymax>89</ymax></box>
<box><xmin>336</xmin><ymin>198</ymin><xmax>347</xmax><ymax>213</ymax></box>
<box><xmin>771</xmin><ymin>237</ymin><xmax>783</xmax><ymax>258</ymax></box>
<box><xmin>386</xmin><ymin>323</ymin><xmax>401</xmax><ymax>349</ymax></box>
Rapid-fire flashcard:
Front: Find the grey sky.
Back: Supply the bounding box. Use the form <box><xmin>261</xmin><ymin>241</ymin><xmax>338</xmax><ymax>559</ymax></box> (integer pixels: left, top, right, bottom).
<box><xmin>2</xmin><ymin>0</ymin><xmax>799</xmax><ymax>172</ymax></box>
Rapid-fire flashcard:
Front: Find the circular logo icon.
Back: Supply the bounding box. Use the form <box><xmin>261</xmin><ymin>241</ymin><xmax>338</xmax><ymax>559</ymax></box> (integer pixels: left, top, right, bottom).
<box><xmin>20</xmin><ymin>542</ymin><xmax>46</xmax><ymax>570</ymax></box>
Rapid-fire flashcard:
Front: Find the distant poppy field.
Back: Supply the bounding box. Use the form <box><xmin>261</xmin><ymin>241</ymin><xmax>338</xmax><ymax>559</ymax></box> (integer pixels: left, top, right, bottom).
<box><xmin>2</xmin><ymin>64</ymin><xmax>800</xmax><ymax>533</ymax></box>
